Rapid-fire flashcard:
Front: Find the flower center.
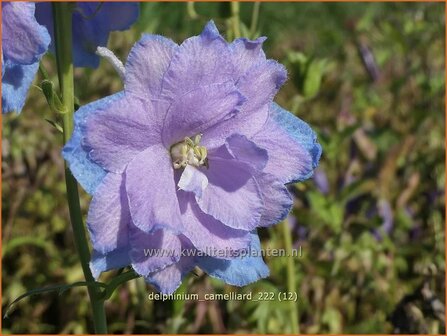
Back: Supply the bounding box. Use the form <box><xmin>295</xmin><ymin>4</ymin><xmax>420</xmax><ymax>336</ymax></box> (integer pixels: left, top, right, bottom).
<box><xmin>170</xmin><ymin>134</ymin><xmax>208</xmax><ymax>169</ymax></box>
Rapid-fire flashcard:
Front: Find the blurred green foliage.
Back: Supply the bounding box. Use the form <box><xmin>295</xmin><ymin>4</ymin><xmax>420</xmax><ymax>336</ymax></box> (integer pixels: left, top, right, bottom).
<box><xmin>2</xmin><ymin>2</ymin><xmax>445</xmax><ymax>334</ymax></box>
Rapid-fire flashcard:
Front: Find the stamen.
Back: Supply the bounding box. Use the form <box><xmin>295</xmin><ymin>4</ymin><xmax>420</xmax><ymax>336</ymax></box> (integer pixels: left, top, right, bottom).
<box><xmin>170</xmin><ymin>134</ymin><xmax>208</xmax><ymax>169</ymax></box>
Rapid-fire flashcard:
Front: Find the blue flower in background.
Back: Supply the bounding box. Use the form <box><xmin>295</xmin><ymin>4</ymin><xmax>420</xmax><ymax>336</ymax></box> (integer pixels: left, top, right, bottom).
<box><xmin>63</xmin><ymin>21</ymin><xmax>322</xmax><ymax>294</ymax></box>
<box><xmin>1</xmin><ymin>2</ymin><xmax>139</xmax><ymax>114</ymax></box>
<box><xmin>35</xmin><ymin>2</ymin><xmax>139</xmax><ymax>68</ymax></box>
<box><xmin>2</xmin><ymin>2</ymin><xmax>50</xmax><ymax>113</ymax></box>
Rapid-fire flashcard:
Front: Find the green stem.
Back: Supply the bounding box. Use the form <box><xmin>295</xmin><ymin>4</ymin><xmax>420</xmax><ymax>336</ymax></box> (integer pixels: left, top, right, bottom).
<box><xmin>104</xmin><ymin>270</ymin><xmax>140</xmax><ymax>300</ymax></box>
<box><xmin>38</xmin><ymin>63</ymin><xmax>50</xmax><ymax>81</ymax></box>
<box><xmin>282</xmin><ymin>218</ymin><xmax>300</xmax><ymax>334</ymax></box>
<box><xmin>52</xmin><ymin>3</ymin><xmax>107</xmax><ymax>333</ymax></box>
<box><xmin>230</xmin><ymin>2</ymin><xmax>241</xmax><ymax>38</ymax></box>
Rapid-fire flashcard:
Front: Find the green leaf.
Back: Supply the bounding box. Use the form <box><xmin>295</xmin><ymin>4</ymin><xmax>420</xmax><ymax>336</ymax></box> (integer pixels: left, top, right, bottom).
<box><xmin>41</xmin><ymin>80</ymin><xmax>66</xmax><ymax>114</ymax></box>
<box><xmin>322</xmin><ymin>308</ymin><xmax>343</xmax><ymax>333</ymax></box>
<box><xmin>303</xmin><ymin>58</ymin><xmax>327</xmax><ymax>99</ymax></box>
<box><xmin>44</xmin><ymin>118</ymin><xmax>63</xmax><ymax>133</ymax></box>
<box><xmin>307</xmin><ymin>191</ymin><xmax>344</xmax><ymax>232</ymax></box>
<box><xmin>287</xmin><ymin>51</ymin><xmax>308</xmax><ymax>66</ymax></box>
<box><xmin>4</xmin><ymin>281</ymin><xmax>106</xmax><ymax>318</ymax></box>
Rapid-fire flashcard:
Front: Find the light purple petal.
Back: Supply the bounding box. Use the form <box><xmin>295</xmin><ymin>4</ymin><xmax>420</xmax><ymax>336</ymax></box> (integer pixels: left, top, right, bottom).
<box><xmin>2</xmin><ymin>2</ymin><xmax>50</xmax><ymax>65</ymax></box>
<box><xmin>125</xmin><ymin>34</ymin><xmax>178</xmax><ymax>100</ymax></box>
<box><xmin>197</xmin><ymin>155</ymin><xmax>263</xmax><ymax>230</ymax></box>
<box><xmin>252</xmin><ymin>103</ymin><xmax>321</xmax><ymax>183</ymax></box>
<box><xmin>216</xmin><ymin>135</ymin><xmax>291</xmax><ymax>227</ymax></box>
<box><xmin>225</xmin><ymin>134</ymin><xmax>268</xmax><ymax>171</ymax></box>
<box><xmin>221</xmin><ymin>135</ymin><xmax>291</xmax><ymax>227</ymax></box>
<box><xmin>62</xmin><ymin>93</ymin><xmax>123</xmax><ymax>194</ymax></box>
<box><xmin>145</xmin><ymin>262</ymin><xmax>195</xmax><ymax>295</ymax></box>
<box><xmin>87</xmin><ymin>173</ymin><xmax>130</xmax><ymax>254</ymax></box>
<box><xmin>178</xmin><ymin>165</ymin><xmax>208</xmax><ymax>199</ymax></box>
<box><xmin>145</xmin><ymin>245</ymin><xmax>196</xmax><ymax>294</ymax></box>
<box><xmin>90</xmin><ymin>248</ymin><xmax>131</xmax><ymax>279</ymax></box>
<box><xmin>230</xmin><ymin>36</ymin><xmax>267</xmax><ymax>77</ymax></box>
<box><xmin>256</xmin><ymin>173</ymin><xmax>293</xmax><ymax>227</ymax></box>
<box><xmin>203</xmin><ymin>61</ymin><xmax>286</xmax><ymax>149</ymax></box>
<box><xmin>160</xmin><ymin>21</ymin><xmax>234</xmax><ymax>102</ymax></box>
<box><xmin>237</xmin><ymin>59</ymin><xmax>287</xmax><ymax>114</ymax></box>
<box><xmin>197</xmin><ymin>231</ymin><xmax>269</xmax><ymax>286</ymax></box>
<box><xmin>84</xmin><ymin>94</ymin><xmax>161</xmax><ymax>173</ymax></box>
<box><xmin>201</xmin><ymin>105</ymin><xmax>262</xmax><ymax>149</ymax></box>
<box><xmin>162</xmin><ymin>81</ymin><xmax>244</xmax><ymax>146</ymax></box>
<box><xmin>270</xmin><ymin>103</ymin><xmax>322</xmax><ymax>161</ymax></box>
<box><xmin>130</xmin><ymin>226</ymin><xmax>181</xmax><ymax>276</ymax></box>
<box><xmin>125</xmin><ymin>145</ymin><xmax>182</xmax><ymax>233</ymax></box>
<box><xmin>178</xmin><ymin>191</ymin><xmax>251</xmax><ymax>258</ymax></box>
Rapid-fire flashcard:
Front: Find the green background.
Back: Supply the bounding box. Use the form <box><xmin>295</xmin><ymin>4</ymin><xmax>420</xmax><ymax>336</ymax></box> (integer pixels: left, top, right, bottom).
<box><xmin>2</xmin><ymin>2</ymin><xmax>445</xmax><ymax>333</ymax></box>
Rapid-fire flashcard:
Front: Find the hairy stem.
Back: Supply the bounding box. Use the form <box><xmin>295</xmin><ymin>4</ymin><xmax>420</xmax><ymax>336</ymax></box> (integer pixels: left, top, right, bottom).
<box><xmin>52</xmin><ymin>3</ymin><xmax>107</xmax><ymax>333</ymax></box>
<box><xmin>282</xmin><ymin>218</ymin><xmax>300</xmax><ymax>334</ymax></box>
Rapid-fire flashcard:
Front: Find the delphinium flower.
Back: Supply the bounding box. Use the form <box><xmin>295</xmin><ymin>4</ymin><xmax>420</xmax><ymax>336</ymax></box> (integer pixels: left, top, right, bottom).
<box><xmin>1</xmin><ymin>2</ymin><xmax>139</xmax><ymax>114</ymax></box>
<box><xmin>34</xmin><ymin>2</ymin><xmax>139</xmax><ymax>68</ymax></box>
<box><xmin>63</xmin><ymin>21</ymin><xmax>322</xmax><ymax>294</ymax></box>
<box><xmin>2</xmin><ymin>2</ymin><xmax>50</xmax><ymax>113</ymax></box>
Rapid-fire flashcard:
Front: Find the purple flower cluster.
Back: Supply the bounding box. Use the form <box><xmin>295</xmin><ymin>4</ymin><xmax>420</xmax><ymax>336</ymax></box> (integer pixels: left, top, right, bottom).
<box><xmin>2</xmin><ymin>2</ymin><xmax>139</xmax><ymax>113</ymax></box>
<box><xmin>64</xmin><ymin>21</ymin><xmax>322</xmax><ymax>294</ymax></box>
